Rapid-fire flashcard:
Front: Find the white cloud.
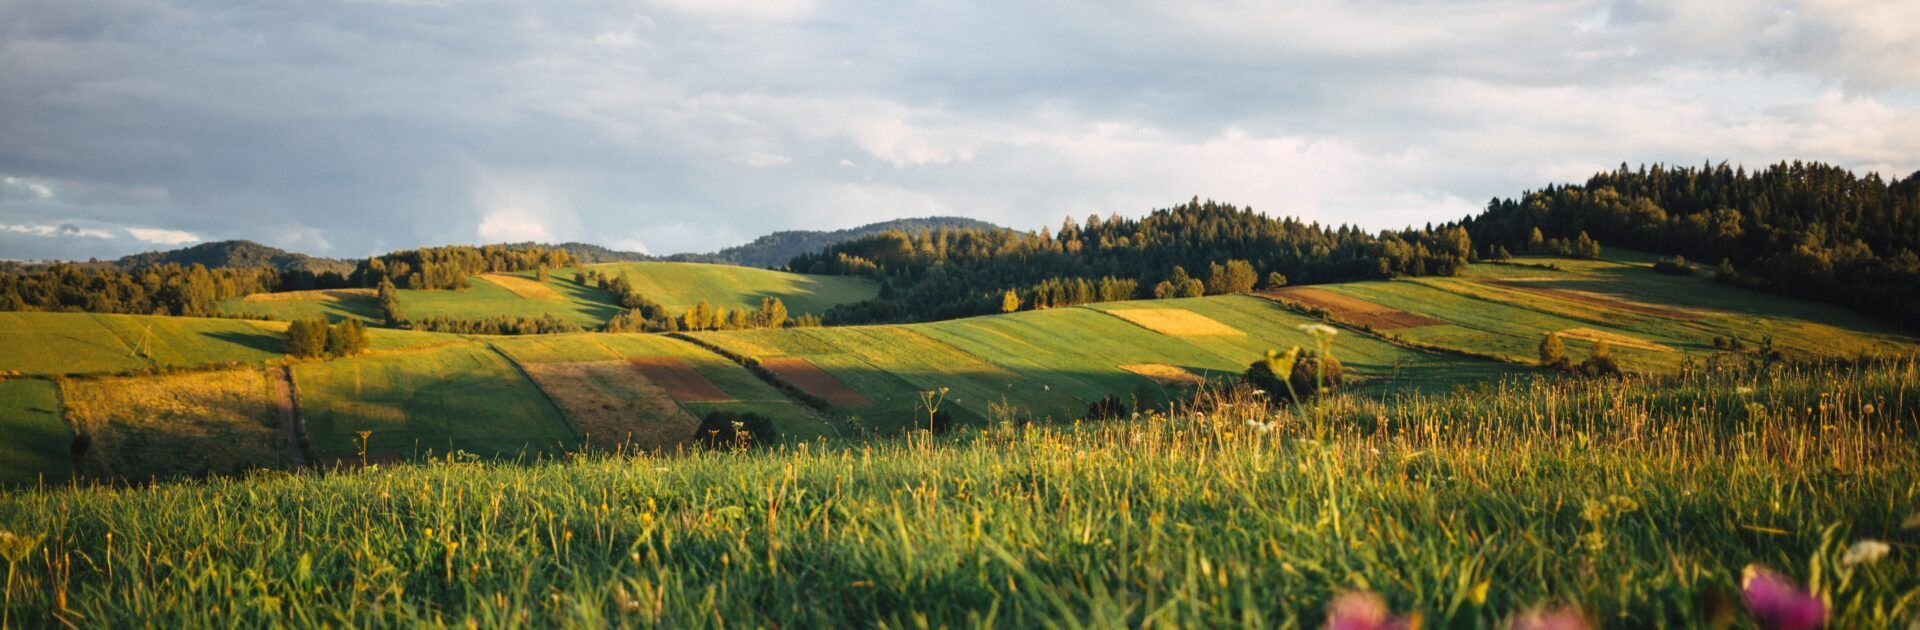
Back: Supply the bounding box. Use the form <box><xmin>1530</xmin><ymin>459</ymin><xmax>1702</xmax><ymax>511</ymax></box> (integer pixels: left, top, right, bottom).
<box><xmin>126</xmin><ymin>227</ymin><xmax>200</xmax><ymax>245</ymax></box>
<box><xmin>2</xmin><ymin>223</ymin><xmax>114</xmax><ymax>239</ymax></box>
<box><xmin>609</xmin><ymin>237</ymin><xmax>651</xmax><ymax>254</ymax></box>
<box><xmin>1</xmin><ymin>176</ymin><xmax>54</xmax><ymax>200</ymax></box>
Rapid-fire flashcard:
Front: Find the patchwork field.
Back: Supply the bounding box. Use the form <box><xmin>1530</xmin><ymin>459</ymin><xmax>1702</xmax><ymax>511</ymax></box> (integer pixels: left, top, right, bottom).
<box><xmin>0</xmin><ymin>311</ymin><xmax>464</xmax><ymax>376</ymax></box>
<box><xmin>0</xmin><ymin>379</ymin><xmax>69</xmax><ymax>487</ymax></box>
<box><xmin>586</xmin><ymin>261</ymin><xmax>878</xmax><ymax>315</ymax></box>
<box><xmin>489</xmin><ymin>333</ymin><xmax>831</xmax><ymax>438</ymax></box>
<box><xmin>1287</xmin><ymin>253</ymin><xmax>1919</xmax><ymax>371</ymax></box>
<box><xmin>520</xmin><ymin>361</ymin><xmax>699</xmax><ymax>451</ymax></box>
<box><xmin>292</xmin><ymin>343</ymin><xmax>578</xmax><ymax>461</ymax></box>
<box><xmin>60</xmin><ymin>369</ymin><xmax>286</xmax><ymax>480</ymax></box>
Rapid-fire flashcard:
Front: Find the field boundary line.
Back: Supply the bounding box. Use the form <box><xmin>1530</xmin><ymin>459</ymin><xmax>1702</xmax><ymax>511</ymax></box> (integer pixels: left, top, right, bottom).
<box><xmin>665</xmin><ymin>333</ymin><xmax>844</xmax><ymax>437</ymax></box>
<box><xmin>268</xmin><ymin>366</ymin><xmax>308</xmax><ymax>468</ymax></box>
<box><xmin>485</xmin><ymin>343</ymin><xmax>587</xmax><ymax>442</ymax></box>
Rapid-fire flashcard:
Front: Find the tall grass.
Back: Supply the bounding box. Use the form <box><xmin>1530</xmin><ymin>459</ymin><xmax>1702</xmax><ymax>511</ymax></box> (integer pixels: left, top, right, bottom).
<box><xmin>0</xmin><ymin>360</ymin><xmax>1915</xmax><ymax>627</ymax></box>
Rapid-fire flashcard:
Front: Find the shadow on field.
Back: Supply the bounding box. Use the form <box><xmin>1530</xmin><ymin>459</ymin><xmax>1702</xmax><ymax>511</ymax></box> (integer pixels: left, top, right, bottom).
<box><xmin>206</xmin><ymin>329</ymin><xmax>286</xmax><ymax>354</ymax></box>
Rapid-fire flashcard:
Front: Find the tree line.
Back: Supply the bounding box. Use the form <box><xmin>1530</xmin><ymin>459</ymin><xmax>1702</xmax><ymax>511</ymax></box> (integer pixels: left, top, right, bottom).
<box><xmin>1465</xmin><ymin>160</ymin><xmax>1920</xmax><ymax>327</ymax></box>
<box><xmin>0</xmin><ymin>262</ymin><xmax>281</xmax><ymax>316</ymax></box>
<box><xmin>346</xmin><ymin>244</ymin><xmax>575</xmax><ymax>290</ymax></box>
<box><xmin>789</xmin><ymin>198</ymin><xmax>1474</xmax><ymax>323</ymax></box>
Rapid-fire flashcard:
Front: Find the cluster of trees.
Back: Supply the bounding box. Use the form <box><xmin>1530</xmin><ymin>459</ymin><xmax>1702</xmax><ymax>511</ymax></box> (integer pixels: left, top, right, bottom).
<box><xmin>790</xmin><ymin>199</ymin><xmax>1474</xmax><ymax>323</ymax></box>
<box><xmin>284</xmin><ymin>318</ymin><xmax>370</xmax><ymax>358</ymax></box>
<box><xmin>0</xmin><ymin>263</ymin><xmax>281</xmax><ymax>316</ymax></box>
<box><xmin>1537</xmin><ymin>333</ymin><xmax>1621</xmax><ymax>376</ymax></box>
<box><xmin>346</xmin><ymin>245</ymin><xmax>575</xmax><ymax>290</ymax></box>
<box><xmin>1467</xmin><ymin>161</ymin><xmax>1920</xmax><ymax>327</ymax></box>
<box><xmin>404</xmin><ymin>314</ymin><xmax>584</xmax><ymax>335</ymax></box>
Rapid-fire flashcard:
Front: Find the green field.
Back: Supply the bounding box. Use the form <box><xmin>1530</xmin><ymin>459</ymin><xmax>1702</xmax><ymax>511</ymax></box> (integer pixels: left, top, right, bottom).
<box><xmin>0</xmin><ymin>360</ymin><xmax>1911</xmax><ymax>626</ymax></box>
<box><xmin>216</xmin><ymin>262</ymin><xmax>877</xmax><ymax>326</ymax></box>
<box><xmin>0</xmin><ymin>311</ymin><xmax>464</xmax><ymax>376</ymax></box>
<box><xmin>292</xmin><ymin>343</ymin><xmax>578</xmax><ymax>461</ymax></box>
<box><xmin>0</xmin><ymin>379</ymin><xmax>69</xmax><ymax>487</ymax></box>
<box><xmin>585</xmin><ymin>261</ymin><xmax>878</xmax><ymax>315</ymax></box>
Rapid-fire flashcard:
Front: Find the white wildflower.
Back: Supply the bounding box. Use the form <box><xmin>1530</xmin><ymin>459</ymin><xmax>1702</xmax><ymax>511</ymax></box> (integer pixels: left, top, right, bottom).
<box><xmin>1842</xmin><ymin>540</ymin><xmax>1890</xmax><ymax>566</ymax></box>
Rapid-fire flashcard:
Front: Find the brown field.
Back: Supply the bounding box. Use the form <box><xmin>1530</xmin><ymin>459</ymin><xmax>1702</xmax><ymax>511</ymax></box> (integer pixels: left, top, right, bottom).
<box><xmin>521</xmin><ymin>361</ymin><xmax>699</xmax><ymax>450</ymax></box>
<box><xmin>1258</xmin><ymin>287</ymin><xmax>1444</xmax><ymax>329</ymax></box>
<box><xmin>1119</xmin><ymin>363</ymin><xmax>1207</xmax><ymax>387</ymax></box>
<box><xmin>760</xmin><ymin>357</ymin><xmax>872</xmax><ymax>408</ymax></box>
<box><xmin>1479</xmin><ymin>279</ymin><xmax>1706</xmax><ymax>319</ymax></box>
<box><xmin>630</xmin><ymin>356</ymin><xmax>732</xmax><ymax>402</ymax></box>
<box><xmin>61</xmin><ymin>369</ymin><xmax>285</xmax><ymax>479</ymax></box>
<box><xmin>1105</xmin><ymin>309</ymin><xmax>1244</xmax><ymax>336</ymax></box>
<box><xmin>241</xmin><ymin>288</ymin><xmax>375</xmax><ymax>302</ymax></box>
<box><xmin>1557</xmin><ymin>327</ymin><xmax>1675</xmax><ymax>352</ymax></box>
<box><xmin>480</xmin><ymin>274</ymin><xmax>564</xmax><ymax>300</ymax></box>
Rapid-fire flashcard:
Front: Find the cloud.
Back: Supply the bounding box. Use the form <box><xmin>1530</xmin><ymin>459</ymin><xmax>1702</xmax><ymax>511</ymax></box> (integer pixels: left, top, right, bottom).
<box><xmin>0</xmin><ymin>0</ymin><xmax>1916</xmax><ymax>261</ymax></box>
<box><xmin>126</xmin><ymin>227</ymin><xmax>200</xmax><ymax>245</ymax></box>
<box><xmin>2</xmin><ymin>222</ymin><xmax>113</xmax><ymax>239</ymax></box>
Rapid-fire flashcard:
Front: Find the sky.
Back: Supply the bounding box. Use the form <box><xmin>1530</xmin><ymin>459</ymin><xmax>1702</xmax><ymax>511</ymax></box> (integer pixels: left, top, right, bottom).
<box><xmin>2</xmin><ymin>0</ymin><xmax>1918</xmax><ymax>261</ymax></box>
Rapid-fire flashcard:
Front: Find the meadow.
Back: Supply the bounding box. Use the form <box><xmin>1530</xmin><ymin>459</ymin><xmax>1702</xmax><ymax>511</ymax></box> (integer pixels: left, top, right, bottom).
<box><xmin>0</xmin><ymin>360</ymin><xmax>1912</xmax><ymax>627</ymax></box>
<box><xmin>585</xmin><ymin>261</ymin><xmax>878</xmax><ymax>315</ymax></box>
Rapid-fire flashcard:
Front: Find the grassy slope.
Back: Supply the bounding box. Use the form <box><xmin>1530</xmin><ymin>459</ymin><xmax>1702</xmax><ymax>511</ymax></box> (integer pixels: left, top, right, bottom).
<box><xmin>586</xmin><ymin>261</ymin><xmax>879</xmax><ymax>315</ymax></box>
<box><xmin>0</xmin><ymin>362</ymin><xmax>1911</xmax><ymax>626</ymax></box>
<box><xmin>489</xmin><ymin>333</ymin><xmax>832</xmax><ymax>439</ymax></box>
<box><xmin>1305</xmin><ymin>253</ymin><xmax>1916</xmax><ymax>371</ymax></box>
<box><xmin>218</xmin><ymin>263</ymin><xmax>876</xmax><ymax>326</ymax></box>
<box><xmin>292</xmin><ymin>343</ymin><xmax>578</xmax><ymax>461</ymax></box>
<box><xmin>0</xmin><ymin>379</ymin><xmax>69</xmax><ymax>487</ymax></box>
<box><xmin>0</xmin><ymin>312</ymin><xmax>462</xmax><ymax>376</ymax></box>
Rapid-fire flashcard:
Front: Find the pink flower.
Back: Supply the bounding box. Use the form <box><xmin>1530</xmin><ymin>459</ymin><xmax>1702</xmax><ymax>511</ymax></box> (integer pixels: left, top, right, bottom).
<box><xmin>1742</xmin><ymin>565</ymin><xmax>1826</xmax><ymax>630</ymax></box>
<box><xmin>1325</xmin><ymin>591</ymin><xmax>1418</xmax><ymax>630</ymax></box>
<box><xmin>1510</xmin><ymin>608</ymin><xmax>1590</xmax><ymax>630</ymax></box>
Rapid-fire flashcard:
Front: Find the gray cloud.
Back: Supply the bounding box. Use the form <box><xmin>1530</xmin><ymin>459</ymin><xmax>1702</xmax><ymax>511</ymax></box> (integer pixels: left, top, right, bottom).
<box><xmin>1</xmin><ymin>0</ymin><xmax>1916</xmax><ymax>261</ymax></box>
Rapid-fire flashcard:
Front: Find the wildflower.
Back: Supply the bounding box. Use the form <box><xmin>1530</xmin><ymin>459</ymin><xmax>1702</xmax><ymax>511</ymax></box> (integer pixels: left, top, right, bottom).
<box><xmin>1735</xmin><ymin>386</ymin><xmax>1755</xmax><ymax>395</ymax></box>
<box><xmin>1741</xmin><ymin>566</ymin><xmax>1825</xmax><ymax>630</ymax></box>
<box><xmin>1841</xmin><ymin>540</ymin><xmax>1890</xmax><ymax>566</ymax></box>
<box><xmin>1324</xmin><ymin>591</ymin><xmax>1416</xmax><ymax>630</ymax></box>
<box><xmin>1861</xmin><ymin>404</ymin><xmax>1875</xmax><ymax>415</ymax></box>
<box><xmin>1243</xmin><ymin>419</ymin><xmax>1273</xmax><ymax>433</ymax></box>
<box><xmin>1510</xmin><ymin>608</ymin><xmax>1590</xmax><ymax>630</ymax></box>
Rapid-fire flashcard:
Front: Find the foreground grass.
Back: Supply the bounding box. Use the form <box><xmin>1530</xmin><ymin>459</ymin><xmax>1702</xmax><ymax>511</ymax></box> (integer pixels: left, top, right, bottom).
<box><xmin>1</xmin><ymin>361</ymin><xmax>1915</xmax><ymax>627</ymax></box>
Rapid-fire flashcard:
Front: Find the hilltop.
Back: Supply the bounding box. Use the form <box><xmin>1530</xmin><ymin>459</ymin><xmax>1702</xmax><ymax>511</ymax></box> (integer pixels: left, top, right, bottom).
<box><xmin>668</xmin><ymin>216</ymin><xmax>1005</xmax><ymax>268</ymax></box>
<box><xmin>114</xmin><ymin>239</ymin><xmax>353</xmax><ymax>275</ymax></box>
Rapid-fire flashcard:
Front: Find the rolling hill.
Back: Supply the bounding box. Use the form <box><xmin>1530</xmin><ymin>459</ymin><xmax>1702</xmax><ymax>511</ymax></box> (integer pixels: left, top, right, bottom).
<box><xmin>670</xmin><ymin>216</ymin><xmax>1004</xmax><ymax>268</ymax></box>
<box><xmin>115</xmin><ymin>239</ymin><xmax>353</xmax><ymax>275</ymax></box>
<box><xmin>217</xmin><ymin>261</ymin><xmax>880</xmax><ymax>325</ymax></box>
<box><xmin>8</xmin><ymin>251</ymin><xmax>1916</xmax><ymax>485</ymax></box>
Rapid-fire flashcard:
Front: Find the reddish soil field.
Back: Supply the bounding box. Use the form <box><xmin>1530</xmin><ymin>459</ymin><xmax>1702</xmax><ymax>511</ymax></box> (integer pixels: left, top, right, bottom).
<box><xmin>760</xmin><ymin>357</ymin><xmax>872</xmax><ymax>408</ymax></box>
<box><xmin>630</xmin><ymin>357</ymin><xmax>732</xmax><ymax>402</ymax></box>
<box><xmin>1478</xmin><ymin>279</ymin><xmax>1704</xmax><ymax>320</ymax></box>
<box><xmin>1259</xmin><ymin>287</ymin><xmax>1444</xmax><ymax>330</ymax></box>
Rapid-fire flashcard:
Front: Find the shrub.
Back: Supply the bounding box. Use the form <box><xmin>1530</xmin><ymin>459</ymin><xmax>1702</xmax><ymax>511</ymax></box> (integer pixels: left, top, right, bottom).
<box><xmin>1578</xmin><ymin>341</ymin><xmax>1622</xmax><ymax>376</ymax></box>
<box><xmin>1652</xmin><ymin>255</ymin><xmax>1692</xmax><ymax>275</ymax></box>
<box><xmin>325</xmin><ymin>319</ymin><xmax>370</xmax><ymax>357</ymax></box>
<box><xmin>1244</xmin><ymin>348</ymin><xmax>1344</xmax><ymax>403</ymax></box>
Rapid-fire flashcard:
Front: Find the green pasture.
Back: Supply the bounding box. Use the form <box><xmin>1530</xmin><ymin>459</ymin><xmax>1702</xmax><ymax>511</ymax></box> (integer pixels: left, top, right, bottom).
<box><xmin>585</xmin><ymin>261</ymin><xmax>878</xmax><ymax>315</ymax></box>
<box><xmin>0</xmin><ymin>311</ymin><xmax>465</xmax><ymax>377</ymax></box>
<box><xmin>291</xmin><ymin>344</ymin><xmax>577</xmax><ymax>461</ymax></box>
<box><xmin>216</xmin><ymin>294</ymin><xmax>380</xmax><ymax>323</ymax></box>
<box><xmin>0</xmin><ymin>379</ymin><xmax>70</xmax><ymax>487</ymax></box>
<box><xmin>395</xmin><ymin>274</ymin><xmax>619</xmax><ymax>326</ymax></box>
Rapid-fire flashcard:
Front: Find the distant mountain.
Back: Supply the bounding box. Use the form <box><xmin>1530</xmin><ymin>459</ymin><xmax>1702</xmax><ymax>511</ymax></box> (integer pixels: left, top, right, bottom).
<box><xmin>115</xmin><ymin>240</ymin><xmax>353</xmax><ymax>275</ymax></box>
<box><xmin>670</xmin><ymin>217</ymin><xmax>1005</xmax><ymax>269</ymax></box>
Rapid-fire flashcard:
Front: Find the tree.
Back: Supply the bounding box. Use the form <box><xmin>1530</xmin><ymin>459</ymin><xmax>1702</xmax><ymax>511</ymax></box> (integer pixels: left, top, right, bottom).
<box><xmin>1207</xmin><ymin>260</ymin><xmax>1258</xmax><ymax>294</ymax></box>
<box><xmin>756</xmin><ymin>297</ymin><xmax>789</xmax><ymax>328</ymax></box>
<box><xmin>1178</xmin><ymin>279</ymin><xmax>1206</xmax><ymax>298</ymax></box>
<box><xmin>1000</xmin><ymin>289</ymin><xmax>1021</xmax><ymax>313</ymax></box>
<box><xmin>376</xmin><ymin>277</ymin><xmax>404</xmax><ymax>327</ymax></box>
<box><xmin>1573</xmin><ymin>231</ymin><xmax>1602</xmax><ymax>259</ymax></box>
<box><xmin>1152</xmin><ymin>280</ymin><xmax>1178</xmax><ymax>299</ymax></box>
<box><xmin>535</xmin><ymin>265</ymin><xmax>549</xmax><ymax>282</ymax></box>
<box><xmin>1527</xmin><ymin>227</ymin><xmax>1546</xmax><ymax>254</ymax></box>
<box><xmin>1579</xmin><ymin>340</ymin><xmax>1621</xmax><ymax>376</ymax></box>
<box><xmin>1264</xmin><ymin>272</ymin><xmax>1288</xmax><ymax>290</ymax></box>
<box><xmin>1538</xmin><ymin>332</ymin><xmax>1569</xmax><ymax>370</ymax></box>
<box><xmin>325</xmin><ymin>319</ymin><xmax>370</xmax><ymax>357</ymax></box>
<box><xmin>284</xmin><ymin>319</ymin><xmax>329</xmax><ymax>358</ymax></box>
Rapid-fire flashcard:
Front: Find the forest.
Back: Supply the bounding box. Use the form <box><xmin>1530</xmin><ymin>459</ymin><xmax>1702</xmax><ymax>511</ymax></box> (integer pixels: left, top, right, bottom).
<box><xmin>789</xmin><ymin>198</ymin><xmax>1474</xmax><ymax>322</ymax></box>
<box><xmin>1466</xmin><ymin>161</ymin><xmax>1920</xmax><ymax>326</ymax></box>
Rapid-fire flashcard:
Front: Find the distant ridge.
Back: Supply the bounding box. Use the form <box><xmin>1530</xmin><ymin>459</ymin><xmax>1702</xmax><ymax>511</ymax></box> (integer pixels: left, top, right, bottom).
<box><xmin>668</xmin><ymin>216</ymin><xmax>1005</xmax><ymax>268</ymax></box>
<box><xmin>115</xmin><ymin>240</ymin><xmax>352</xmax><ymax>275</ymax></box>
<box><xmin>93</xmin><ymin>216</ymin><xmax>1007</xmax><ymax>275</ymax></box>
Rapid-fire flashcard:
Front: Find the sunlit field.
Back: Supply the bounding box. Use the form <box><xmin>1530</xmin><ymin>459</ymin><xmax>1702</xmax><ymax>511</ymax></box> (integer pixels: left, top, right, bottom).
<box><xmin>2</xmin><ymin>359</ymin><xmax>1913</xmax><ymax>627</ymax></box>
